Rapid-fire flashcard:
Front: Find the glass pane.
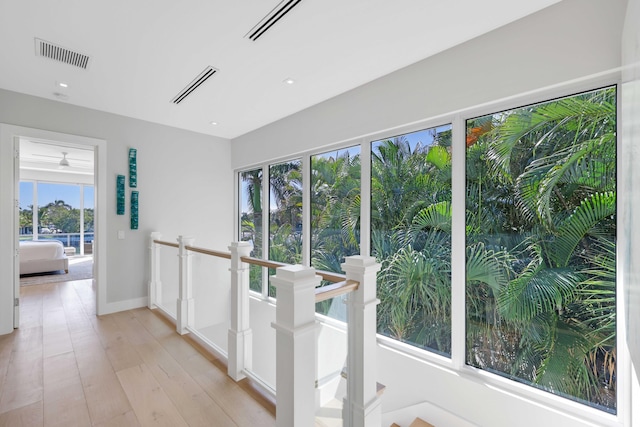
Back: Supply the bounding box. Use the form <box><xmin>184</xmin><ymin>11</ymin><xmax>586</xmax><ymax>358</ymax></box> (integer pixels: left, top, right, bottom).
<box><xmin>268</xmin><ymin>160</ymin><xmax>303</xmax><ymax>297</ymax></box>
<box><xmin>239</xmin><ymin>169</ymin><xmax>264</xmax><ymax>292</ymax></box>
<box><xmin>311</xmin><ymin>146</ymin><xmax>361</xmax><ymax>318</ymax></box>
<box><xmin>37</xmin><ymin>182</ymin><xmax>82</xmax><ymax>250</ymax></box>
<box><xmin>84</xmin><ymin>185</ymin><xmax>94</xmax><ymax>254</ymax></box>
<box><xmin>371</xmin><ymin>125</ymin><xmax>453</xmax><ymax>356</ymax></box>
<box><xmin>19</xmin><ymin>181</ymin><xmax>34</xmax><ymax>240</ymax></box>
<box><xmin>465</xmin><ymin>87</ymin><xmax>617</xmax><ymax>412</ymax></box>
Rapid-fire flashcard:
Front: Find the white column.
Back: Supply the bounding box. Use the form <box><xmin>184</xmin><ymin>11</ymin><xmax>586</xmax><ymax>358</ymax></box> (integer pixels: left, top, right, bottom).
<box><xmin>228</xmin><ymin>241</ymin><xmax>253</xmax><ymax>381</ymax></box>
<box><xmin>176</xmin><ymin>235</ymin><xmax>195</xmax><ymax>335</ymax></box>
<box><xmin>148</xmin><ymin>232</ymin><xmax>162</xmax><ymax>309</ymax></box>
<box><xmin>271</xmin><ymin>265</ymin><xmax>320</xmax><ymax>427</ymax></box>
<box><xmin>342</xmin><ymin>255</ymin><xmax>382</xmax><ymax>427</ymax></box>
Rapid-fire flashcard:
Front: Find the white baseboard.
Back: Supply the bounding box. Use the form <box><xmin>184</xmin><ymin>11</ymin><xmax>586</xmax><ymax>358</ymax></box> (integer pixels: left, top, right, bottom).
<box><xmin>101</xmin><ymin>296</ymin><xmax>149</xmax><ymax>315</ymax></box>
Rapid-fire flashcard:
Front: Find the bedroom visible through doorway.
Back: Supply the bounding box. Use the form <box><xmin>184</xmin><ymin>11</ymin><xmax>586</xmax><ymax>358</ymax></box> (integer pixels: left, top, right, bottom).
<box><xmin>18</xmin><ymin>138</ymin><xmax>95</xmax><ymax>287</ymax></box>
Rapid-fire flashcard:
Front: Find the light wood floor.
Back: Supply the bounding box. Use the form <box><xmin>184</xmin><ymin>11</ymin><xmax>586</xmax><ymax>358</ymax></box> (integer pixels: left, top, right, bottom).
<box><xmin>0</xmin><ymin>279</ymin><xmax>275</xmax><ymax>427</ymax></box>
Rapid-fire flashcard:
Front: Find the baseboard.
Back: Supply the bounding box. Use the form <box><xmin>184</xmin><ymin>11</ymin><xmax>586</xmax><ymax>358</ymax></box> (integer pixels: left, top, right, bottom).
<box><xmin>102</xmin><ymin>296</ymin><xmax>149</xmax><ymax>315</ymax></box>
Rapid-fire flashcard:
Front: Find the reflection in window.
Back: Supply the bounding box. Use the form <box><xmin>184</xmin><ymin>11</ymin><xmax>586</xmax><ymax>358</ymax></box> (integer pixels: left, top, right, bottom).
<box><xmin>465</xmin><ymin>87</ymin><xmax>617</xmax><ymax>411</ymax></box>
<box><xmin>371</xmin><ymin>125</ymin><xmax>452</xmax><ymax>356</ymax></box>
<box><xmin>311</xmin><ymin>146</ymin><xmax>361</xmax><ymax>317</ymax></box>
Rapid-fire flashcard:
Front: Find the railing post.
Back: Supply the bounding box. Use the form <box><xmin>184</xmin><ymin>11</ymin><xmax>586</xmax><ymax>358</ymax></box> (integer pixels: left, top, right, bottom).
<box><xmin>148</xmin><ymin>232</ymin><xmax>162</xmax><ymax>309</ymax></box>
<box><xmin>271</xmin><ymin>265</ymin><xmax>320</xmax><ymax>427</ymax></box>
<box><xmin>341</xmin><ymin>255</ymin><xmax>382</xmax><ymax>427</ymax></box>
<box><xmin>228</xmin><ymin>241</ymin><xmax>253</xmax><ymax>381</ymax></box>
<box><xmin>176</xmin><ymin>235</ymin><xmax>195</xmax><ymax>335</ymax></box>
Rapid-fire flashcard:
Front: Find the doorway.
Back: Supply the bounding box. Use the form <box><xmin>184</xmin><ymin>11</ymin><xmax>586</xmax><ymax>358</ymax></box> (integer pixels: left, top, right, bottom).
<box><xmin>0</xmin><ymin>124</ymin><xmax>107</xmax><ymax>331</ymax></box>
<box><xmin>18</xmin><ymin>138</ymin><xmax>95</xmax><ymax>288</ymax></box>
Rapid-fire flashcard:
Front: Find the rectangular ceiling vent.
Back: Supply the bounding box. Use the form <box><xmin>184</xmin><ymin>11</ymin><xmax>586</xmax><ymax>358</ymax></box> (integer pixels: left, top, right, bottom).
<box><xmin>246</xmin><ymin>0</ymin><xmax>303</xmax><ymax>41</ymax></box>
<box><xmin>171</xmin><ymin>66</ymin><xmax>218</xmax><ymax>105</ymax></box>
<box><xmin>35</xmin><ymin>38</ymin><xmax>90</xmax><ymax>69</ymax></box>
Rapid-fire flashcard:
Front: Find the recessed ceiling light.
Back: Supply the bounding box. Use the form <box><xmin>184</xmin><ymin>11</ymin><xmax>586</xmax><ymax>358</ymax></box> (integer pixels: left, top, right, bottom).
<box><xmin>56</xmin><ymin>81</ymin><xmax>68</xmax><ymax>88</ymax></box>
<box><xmin>210</xmin><ymin>121</ymin><xmax>218</xmax><ymax>125</ymax></box>
<box><xmin>283</xmin><ymin>78</ymin><xmax>295</xmax><ymax>85</ymax></box>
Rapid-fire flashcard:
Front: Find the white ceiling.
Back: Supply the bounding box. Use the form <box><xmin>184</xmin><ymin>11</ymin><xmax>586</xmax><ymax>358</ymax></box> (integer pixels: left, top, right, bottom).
<box><xmin>0</xmin><ymin>0</ymin><xmax>560</xmax><ymax>140</ymax></box>
<box><xmin>20</xmin><ymin>138</ymin><xmax>94</xmax><ymax>176</ymax></box>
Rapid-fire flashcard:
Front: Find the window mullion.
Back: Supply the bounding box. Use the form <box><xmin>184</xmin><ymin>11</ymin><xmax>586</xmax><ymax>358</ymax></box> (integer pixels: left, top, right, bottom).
<box><xmin>451</xmin><ymin>115</ymin><xmax>466</xmax><ymax>369</ymax></box>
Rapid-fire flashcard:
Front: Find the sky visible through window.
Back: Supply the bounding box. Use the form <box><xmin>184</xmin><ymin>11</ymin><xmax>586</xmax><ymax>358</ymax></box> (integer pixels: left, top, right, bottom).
<box><xmin>20</xmin><ymin>182</ymin><xmax>94</xmax><ymax>209</ymax></box>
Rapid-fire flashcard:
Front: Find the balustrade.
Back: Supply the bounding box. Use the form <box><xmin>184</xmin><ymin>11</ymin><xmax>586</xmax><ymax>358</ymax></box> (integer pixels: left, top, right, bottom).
<box><xmin>148</xmin><ymin>232</ymin><xmax>383</xmax><ymax>426</ymax></box>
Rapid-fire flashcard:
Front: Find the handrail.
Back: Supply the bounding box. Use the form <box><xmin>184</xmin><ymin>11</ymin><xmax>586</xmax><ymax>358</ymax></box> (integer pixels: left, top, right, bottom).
<box><xmin>154</xmin><ymin>239</ymin><xmax>179</xmax><ymax>248</ymax></box>
<box><xmin>315</xmin><ymin>279</ymin><xmax>359</xmax><ymax>303</ymax></box>
<box><xmin>153</xmin><ymin>240</ymin><xmax>358</xmax><ymax>294</ymax></box>
<box><xmin>185</xmin><ymin>245</ymin><xmax>232</xmax><ymax>259</ymax></box>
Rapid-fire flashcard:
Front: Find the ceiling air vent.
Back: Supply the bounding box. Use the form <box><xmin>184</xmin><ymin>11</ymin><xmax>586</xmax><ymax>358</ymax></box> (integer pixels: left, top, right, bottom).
<box><xmin>35</xmin><ymin>38</ymin><xmax>90</xmax><ymax>69</ymax></box>
<box><xmin>246</xmin><ymin>0</ymin><xmax>303</xmax><ymax>41</ymax></box>
<box><xmin>171</xmin><ymin>66</ymin><xmax>218</xmax><ymax>105</ymax></box>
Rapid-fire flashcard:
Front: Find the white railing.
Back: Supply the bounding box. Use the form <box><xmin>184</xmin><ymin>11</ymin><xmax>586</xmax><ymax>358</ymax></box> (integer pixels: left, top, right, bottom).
<box><xmin>148</xmin><ymin>232</ymin><xmax>383</xmax><ymax>427</ymax></box>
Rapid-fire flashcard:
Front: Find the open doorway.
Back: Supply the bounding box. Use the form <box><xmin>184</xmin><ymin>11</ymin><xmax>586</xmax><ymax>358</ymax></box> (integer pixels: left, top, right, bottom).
<box><xmin>18</xmin><ymin>138</ymin><xmax>95</xmax><ymax>288</ymax></box>
<box><xmin>0</xmin><ymin>124</ymin><xmax>107</xmax><ymax>331</ymax></box>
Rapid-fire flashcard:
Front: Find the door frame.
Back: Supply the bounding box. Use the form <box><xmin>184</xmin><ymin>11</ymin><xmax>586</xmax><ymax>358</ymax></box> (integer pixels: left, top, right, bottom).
<box><xmin>1</xmin><ymin>124</ymin><xmax>107</xmax><ymax>328</ymax></box>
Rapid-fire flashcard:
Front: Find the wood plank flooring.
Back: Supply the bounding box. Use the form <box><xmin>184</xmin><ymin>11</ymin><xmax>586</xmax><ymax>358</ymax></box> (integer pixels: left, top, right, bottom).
<box><xmin>0</xmin><ymin>280</ymin><xmax>275</xmax><ymax>427</ymax></box>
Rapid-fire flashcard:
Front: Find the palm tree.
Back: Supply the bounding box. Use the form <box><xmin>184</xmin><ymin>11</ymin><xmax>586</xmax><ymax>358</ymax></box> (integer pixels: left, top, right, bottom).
<box><xmin>465</xmin><ymin>86</ymin><xmax>617</xmax><ymax>410</ymax></box>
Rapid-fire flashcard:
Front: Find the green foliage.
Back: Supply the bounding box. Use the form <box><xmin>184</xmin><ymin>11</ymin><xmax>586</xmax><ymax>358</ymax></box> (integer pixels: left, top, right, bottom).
<box><xmin>466</xmin><ymin>86</ymin><xmax>617</xmax><ymax>411</ymax></box>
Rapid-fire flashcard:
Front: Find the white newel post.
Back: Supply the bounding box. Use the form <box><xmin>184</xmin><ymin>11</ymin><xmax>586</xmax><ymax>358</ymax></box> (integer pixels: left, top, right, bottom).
<box><xmin>228</xmin><ymin>241</ymin><xmax>253</xmax><ymax>381</ymax></box>
<box><xmin>176</xmin><ymin>235</ymin><xmax>195</xmax><ymax>335</ymax></box>
<box><xmin>148</xmin><ymin>232</ymin><xmax>162</xmax><ymax>309</ymax></box>
<box><xmin>342</xmin><ymin>255</ymin><xmax>382</xmax><ymax>427</ymax></box>
<box><xmin>271</xmin><ymin>265</ymin><xmax>320</xmax><ymax>427</ymax></box>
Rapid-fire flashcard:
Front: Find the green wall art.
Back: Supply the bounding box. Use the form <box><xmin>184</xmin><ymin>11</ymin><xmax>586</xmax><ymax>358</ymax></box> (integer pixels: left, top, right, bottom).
<box><xmin>116</xmin><ymin>174</ymin><xmax>125</xmax><ymax>215</ymax></box>
<box><xmin>129</xmin><ymin>148</ymin><xmax>137</xmax><ymax>188</ymax></box>
<box><xmin>131</xmin><ymin>190</ymin><xmax>139</xmax><ymax>229</ymax></box>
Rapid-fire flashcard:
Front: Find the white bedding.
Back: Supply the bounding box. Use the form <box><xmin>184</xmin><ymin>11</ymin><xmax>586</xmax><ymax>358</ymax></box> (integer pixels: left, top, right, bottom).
<box><xmin>20</xmin><ymin>240</ymin><xmax>65</xmax><ymax>261</ymax></box>
<box><xmin>19</xmin><ymin>240</ymin><xmax>69</xmax><ymax>275</ymax></box>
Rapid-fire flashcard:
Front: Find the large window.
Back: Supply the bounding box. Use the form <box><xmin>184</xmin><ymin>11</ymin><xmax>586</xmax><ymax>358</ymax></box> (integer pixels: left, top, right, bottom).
<box><xmin>465</xmin><ymin>87</ymin><xmax>617</xmax><ymax>411</ymax></box>
<box><xmin>235</xmin><ymin>84</ymin><xmax>619</xmax><ymax>415</ymax></box>
<box><xmin>311</xmin><ymin>146</ymin><xmax>361</xmax><ymax>316</ymax></box>
<box><xmin>371</xmin><ymin>125</ymin><xmax>453</xmax><ymax>356</ymax></box>
<box><xmin>239</xmin><ymin>168</ymin><xmax>263</xmax><ymax>292</ymax></box>
<box><xmin>19</xmin><ymin>181</ymin><xmax>95</xmax><ymax>253</ymax></box>
<box><xmin>268</xmin><ymin>160</ymin><xmax>303</xmax><ymax>296</ymax></box>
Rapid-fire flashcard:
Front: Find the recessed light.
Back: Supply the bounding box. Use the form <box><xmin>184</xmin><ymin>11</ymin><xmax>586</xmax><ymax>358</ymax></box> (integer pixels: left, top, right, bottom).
<box><xmin>56</xmin><ymin>81</ymin><xmax>69</xmax><ymax>88</ymax></box>
<box><xmin>283</xmin><ymin>78</ymin><xmax>295</xmax><ymax>85</ymax></box>
<box><xmin>210</xmin><ymin>121</ymin><xmax>218</xmax><ymax>125</ymax></box>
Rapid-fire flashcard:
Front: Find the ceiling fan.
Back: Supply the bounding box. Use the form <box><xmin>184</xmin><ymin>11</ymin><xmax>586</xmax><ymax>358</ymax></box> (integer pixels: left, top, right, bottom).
<box><xmin>59</xmin><ymin>152</ymin><xmax>70</xmax><ymax>168</ymax></box>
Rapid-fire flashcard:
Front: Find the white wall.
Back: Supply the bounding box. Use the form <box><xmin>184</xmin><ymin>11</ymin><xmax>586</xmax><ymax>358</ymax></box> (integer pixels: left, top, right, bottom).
<box><xmin>229</xmin><ymin>0</ymin><xmax>631</xmax><ymax>425</ymax></box>
<box><xmin>0</xmin><ymin>89</ymin><xmax>232</xmax><ymax>333</ymax></box>
<box><xmin>231</xmin><ymin>0</ymin><xmax>625</xmax><ymax>168</ymax></box>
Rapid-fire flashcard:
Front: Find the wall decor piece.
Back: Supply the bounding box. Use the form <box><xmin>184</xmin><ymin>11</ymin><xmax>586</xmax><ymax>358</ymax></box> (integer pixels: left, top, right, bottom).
<box><xmin>129</xmin><ymin>148</ymin><xmax>137</xmax><ymax>188</ymax></box>
<box><xmin>116</xmin><ymin>175</ymin><xmax>125</xmax><ymax>215</ymax></box>
<box><xmin>130</xmin><ymin>191</ymin><xmax>139</xmax><ymax>229</ymax></box>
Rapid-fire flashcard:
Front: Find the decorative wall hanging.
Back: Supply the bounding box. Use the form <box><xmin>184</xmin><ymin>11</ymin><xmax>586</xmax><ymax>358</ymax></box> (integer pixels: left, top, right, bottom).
<box><xmin>116</xmin><ymin>175</ymin><xmax>125</xmax><ymax>215</ymax></box>
<box><xmin>129</xmin><ymin>148</ymin><xmax>137</xmax><ymax>188</ymax></box>
<box><xmin>131</xmin><ymin>191</ymin><xmax>139</xmax><ymax>229</ymax></box>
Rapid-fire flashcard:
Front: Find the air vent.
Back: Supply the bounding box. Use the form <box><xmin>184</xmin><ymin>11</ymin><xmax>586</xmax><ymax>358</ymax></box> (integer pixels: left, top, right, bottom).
<box><xmin>35</xmin><ymin>38</ymin><xmax>90</xmax><ymax>69</ymax></box>
<box><xmin>171</xmin><ymin>66</ymin><xmax>218</xmax><ymax>105</ymax></box>
<box><xmin>246</xmin><ymin>0</ymin><xmax>303</xmax><ymax>41</ymax></box>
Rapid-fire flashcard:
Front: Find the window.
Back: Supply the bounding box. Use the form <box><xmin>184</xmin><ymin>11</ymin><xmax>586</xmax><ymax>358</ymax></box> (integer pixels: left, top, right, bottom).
<box><xmin>239</xmin><ymin>168</ymin><xmax>264</xmax><ymax>292</ymax></box>
<box><xmin>465</xmin><ymin>87</ymin><xmax>617</xmax><ymax>411</ymax></box>
<box><xmin>311</xmin><ymin>146</ymin><xmax>361</xmax><ymax>316</ymax></box>
<box><xmin>268</xmin><ymin>160</ymin><xmax>303</xmax><ymax>296</ymax></box>
<box><xmin>371</xmin><ymin>125</ymin><xmax>453</xmax><ymax>356</ymax></box>
<box><xmin>234</xmin><ymin>83</ymin><xmax>620</xmax><ymax>416</ymax></box>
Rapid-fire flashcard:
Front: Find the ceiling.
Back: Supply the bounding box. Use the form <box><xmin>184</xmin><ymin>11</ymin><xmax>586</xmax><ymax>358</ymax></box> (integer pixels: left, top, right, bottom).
<box><xmin>20</xmin><ymin>138</ymin><xmax>94</xmax><ymax>176</ymax></box>
<box><xmin>0</xmin><ymin>0</ymin><xmax>560</xmax><ymax>140</ymax></box>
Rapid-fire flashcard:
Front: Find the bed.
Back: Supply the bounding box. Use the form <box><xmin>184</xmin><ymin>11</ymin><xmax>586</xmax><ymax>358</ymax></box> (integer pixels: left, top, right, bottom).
<box><xmin>19</xmin><ymin>240</ymin><xmax>69</xmax><ymax>275</ymax></box>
